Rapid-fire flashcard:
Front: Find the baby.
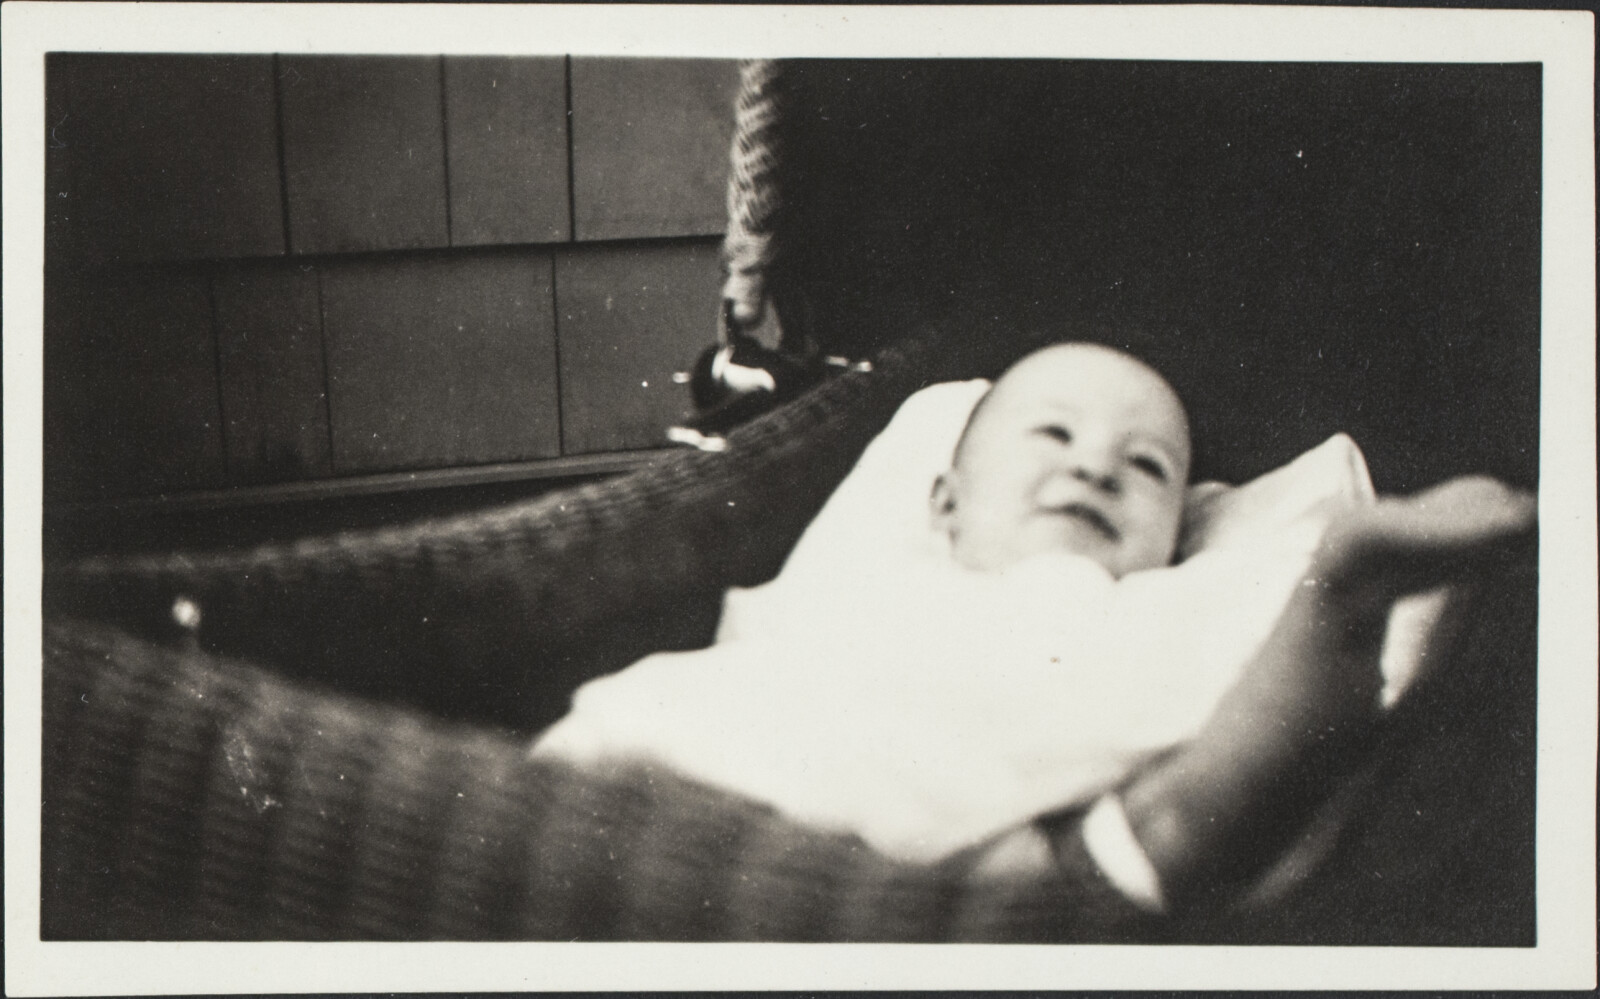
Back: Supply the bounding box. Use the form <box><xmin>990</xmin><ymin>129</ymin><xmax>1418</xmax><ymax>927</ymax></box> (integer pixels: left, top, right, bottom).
<box><xmin>931</xmin><ymin>343</ymin><xmax>1534</xmax><ymax>898</ymax></box>
<box><xmin>534</xmin><ymin>342</ymin><xmax>1534</xmax><ymax>906</ymax></box>
<box><xmin>931</xmin><ymin>341</ymin><xmax>1191</xmax><ymax>579</ymax></box>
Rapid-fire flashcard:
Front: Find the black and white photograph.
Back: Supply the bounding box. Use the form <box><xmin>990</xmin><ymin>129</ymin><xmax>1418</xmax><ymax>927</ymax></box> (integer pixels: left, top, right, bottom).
<box><xmin>4</xmin><ymin>4</ymin><xmax>1594</xmax><ymax>993</ymax></box>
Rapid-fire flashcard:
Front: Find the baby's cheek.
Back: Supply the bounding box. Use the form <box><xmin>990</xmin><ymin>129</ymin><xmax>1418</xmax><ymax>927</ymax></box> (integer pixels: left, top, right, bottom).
<box><xmin>1121</xmin><ymin>513</ymin><xmax>1185</xmax><ymax>574</ymax></box>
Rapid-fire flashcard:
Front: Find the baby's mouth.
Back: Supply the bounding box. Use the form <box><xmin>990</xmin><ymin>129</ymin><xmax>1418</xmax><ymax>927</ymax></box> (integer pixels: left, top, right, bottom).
<box><xmin>1049</xmin><ymin>502</ymin><xmax>1120</xmax><ymax>541</ymax></box>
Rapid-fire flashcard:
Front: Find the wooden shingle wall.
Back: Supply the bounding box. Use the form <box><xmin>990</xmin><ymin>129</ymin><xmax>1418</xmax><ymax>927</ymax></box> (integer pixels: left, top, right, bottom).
<box><xmin>44</xmin><ymin>54</ymin><xmax>740</xmax><ymax>503</ymax></box>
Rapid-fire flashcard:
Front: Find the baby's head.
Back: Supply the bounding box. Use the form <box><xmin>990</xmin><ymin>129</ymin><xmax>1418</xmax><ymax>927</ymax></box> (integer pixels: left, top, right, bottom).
<box><xmin>932</xmin><ymin>342</ymin><xmax>1192</xmax><ymax>577</ymax></box>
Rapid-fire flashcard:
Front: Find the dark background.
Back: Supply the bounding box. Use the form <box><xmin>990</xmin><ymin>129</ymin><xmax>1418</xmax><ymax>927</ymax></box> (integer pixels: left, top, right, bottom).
<box><xmin>778</xmin><ymin>60</ymin><xmax>1541</xmax><ymax>496</ymax></box>
<box><xmin>45</xmin><ymin>58</ymin><xmax>1540</xmax><ymax>556</ymax></box>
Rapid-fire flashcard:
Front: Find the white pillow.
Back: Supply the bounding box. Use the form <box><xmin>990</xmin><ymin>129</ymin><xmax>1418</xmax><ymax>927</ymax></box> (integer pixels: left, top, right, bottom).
<box><xmin>782</xmin><ymin>380</ymin><xmax>1459</xmax><ymax>707</ymax></box>
<box><xmin>1177</xmin><ymin>433</ymin><xmax>1376</xmax><ymax>561</ymax></box>
<box><xmin>778</xmin><ymin>379</ymin><xmax>995</xmax><ymax>579</ymax></box>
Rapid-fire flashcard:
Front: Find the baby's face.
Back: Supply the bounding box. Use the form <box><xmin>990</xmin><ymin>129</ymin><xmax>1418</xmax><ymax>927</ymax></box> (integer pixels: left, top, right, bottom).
<box><xmin>932</xmin><ymin>343</ymin><xmax>1192</xmax><ymax>577</ymax></box>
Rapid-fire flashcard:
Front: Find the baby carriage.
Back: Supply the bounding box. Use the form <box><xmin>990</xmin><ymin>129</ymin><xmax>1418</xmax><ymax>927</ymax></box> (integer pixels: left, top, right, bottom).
<box><xmin>41</xmin><ymin>58</ymin><xmax>1540</xmax><ymax>943</ymax></box>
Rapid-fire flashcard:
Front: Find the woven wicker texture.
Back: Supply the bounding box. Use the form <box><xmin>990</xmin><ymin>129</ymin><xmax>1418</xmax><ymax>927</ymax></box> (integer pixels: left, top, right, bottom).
<box><xmin>40</xmin><ymin>328</ymin><xmax>1537</xmax><ymax>941</ymax></box>
<box><xmin>44</xmin><ymin>324</ymin><xmax>1042</xmax><ymax>731</ymax></box>
<box><xmin>42</xmin><ymin>617</ymin><xmax>1166</xmax><ymax>941</ymax></box>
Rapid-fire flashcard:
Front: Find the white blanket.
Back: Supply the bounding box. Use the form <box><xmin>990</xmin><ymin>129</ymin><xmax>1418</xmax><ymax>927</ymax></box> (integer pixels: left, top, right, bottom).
<box><xmin>532</xmin><ymin>396</ymin><xmax>1328</xmax><ymax>861</ymax></box>
<box><xmin>532</xmin><ymin>381</ymin><xmax>1450</xmax><ymax>862</ymax></box>
<box><xmin>534</xmin><ymin>540</ymin><xmax>1318</xmax><ymax>861</ymax></box>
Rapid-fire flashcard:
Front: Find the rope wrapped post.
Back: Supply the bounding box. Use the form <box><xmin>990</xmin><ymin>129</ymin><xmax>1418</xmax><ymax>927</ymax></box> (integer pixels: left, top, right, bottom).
<box><xmin>722</xmin><ymin>59</ymin><xmax>787</xmax><ymax>334</ymax></box>
<box><xmin>673</xmin><ymin>59</ymin><xmax>827</xmax><ymax>448</ymax></box>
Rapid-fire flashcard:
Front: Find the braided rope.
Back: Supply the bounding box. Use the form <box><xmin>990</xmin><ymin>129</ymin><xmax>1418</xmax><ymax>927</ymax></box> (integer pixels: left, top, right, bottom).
<box><xmin>721</xmin><ymin>59</ymin><xmax>786</xmax><ymax>331</ymax></box>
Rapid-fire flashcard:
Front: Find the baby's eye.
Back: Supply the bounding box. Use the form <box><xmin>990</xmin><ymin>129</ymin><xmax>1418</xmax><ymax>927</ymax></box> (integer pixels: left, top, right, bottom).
<box><xmin>1038</xmin><ymin>425</ymin><xmax>1073</xmax><ymax>444</ymax></box>
<box><xmin>1130</xmin><ymin>455</ymin><xmax>1169</xmax><ymax>482</ymax></box>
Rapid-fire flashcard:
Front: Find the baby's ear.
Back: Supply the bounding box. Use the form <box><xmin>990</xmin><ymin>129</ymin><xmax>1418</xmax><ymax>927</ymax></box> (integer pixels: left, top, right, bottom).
<box><xmin>930</xmin><ymin>471</ymin><xmax>960</xmax><ymax>529</ymax></box>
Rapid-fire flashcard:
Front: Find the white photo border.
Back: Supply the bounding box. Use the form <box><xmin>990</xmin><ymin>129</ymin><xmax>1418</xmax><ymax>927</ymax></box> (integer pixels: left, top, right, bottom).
<box><xmin>5</xmin><ymin>3</ymin><xmax>1595</xmax><ymax>993</ymax></box>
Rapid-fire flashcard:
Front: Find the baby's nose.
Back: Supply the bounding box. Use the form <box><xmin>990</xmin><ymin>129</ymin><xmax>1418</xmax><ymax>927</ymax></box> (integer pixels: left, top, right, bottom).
<box><xmin>1065</xmin><ymin>440</ymin><xmax>1121</xmax><ymax>494</ymax></box>
<box><xmin>1071</xmin><ymin>462</ymin><xmax>1121</xmax><ymax>494</ymax></box>
<box><xmin>1038</xmin><ymin>463</ymin><xmax>1119</xmax><ymax>503</ymax></box>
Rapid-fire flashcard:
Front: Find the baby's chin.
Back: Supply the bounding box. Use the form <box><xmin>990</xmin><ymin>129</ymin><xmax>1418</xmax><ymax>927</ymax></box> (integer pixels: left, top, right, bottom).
<box><xmin>949</xmin><ymin>531</ymin><xmax>1174</xmax><ymax>579</ymax></box>
<box><xmin>1078</xmin><ymin>541</ymin><xmax>1180</xmax><ymax>579</ymax></box>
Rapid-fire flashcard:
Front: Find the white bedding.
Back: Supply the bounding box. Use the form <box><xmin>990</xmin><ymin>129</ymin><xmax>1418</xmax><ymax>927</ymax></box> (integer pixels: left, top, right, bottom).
<box><xmin>533</xmin><ymin>531</ymin><xmax>1321</xmax><ymax>861</ymax></box>
<box><xmin>529</xmin><ymin>382</ymin><xmax>1431</xmax><ymax>862</ymax></box>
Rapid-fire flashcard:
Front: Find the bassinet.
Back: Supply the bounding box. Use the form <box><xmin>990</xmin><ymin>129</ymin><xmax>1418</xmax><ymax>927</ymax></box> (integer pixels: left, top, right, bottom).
<box><xmin>40</xmin><ymin>59</ymin><xmax>1540</xmax><ymax>943</ymax></box>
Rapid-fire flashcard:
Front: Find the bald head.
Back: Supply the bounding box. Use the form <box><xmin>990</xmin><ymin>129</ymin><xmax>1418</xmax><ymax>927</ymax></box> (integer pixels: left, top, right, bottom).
<box><xmin>934</xmin><ymin>343</ymin><xmax>1192</xmax><ymax>577</ymax></box>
